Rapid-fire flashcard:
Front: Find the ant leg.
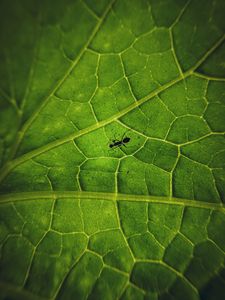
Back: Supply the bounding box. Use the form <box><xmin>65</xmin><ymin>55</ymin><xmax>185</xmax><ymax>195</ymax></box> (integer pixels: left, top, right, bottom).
<box><xmin>122</xmin><ymin>143</ymin><xmax>133</xmax><ymax>149</ymax></box>
<box><xmin>108</xmin><ymin>145</ymin><xmax>120</xmax><ymax>155</ymax></box>
<box><xmin>113</xmin><ymin>133</ymin><xmax>120</xmax><ymax>143</ymax></box>
<box><xmin>105</xmin><ymin>132</ymin><xmax>118</xmax><ymax>146</ymax></box>
<box><xmin>121</xmin><ymin>129</ymin><xmax>132</xmax><ymax>142</ymax></box>
<box><xmin>121</xmin><ymin>131</ymin><xmax>126</xmax><ymax>141</ymax></box>
<box><xmin>119</xmin><ymin>144</ymin><xmax>128</xmax><ymax>156</ymax></box>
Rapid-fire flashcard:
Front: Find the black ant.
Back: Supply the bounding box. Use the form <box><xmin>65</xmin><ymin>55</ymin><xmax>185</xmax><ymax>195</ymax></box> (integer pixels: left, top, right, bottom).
<box><xmin>109</xmin><ymin>132</ymin><xmax>131</xmax><ymax>149</ymax></box>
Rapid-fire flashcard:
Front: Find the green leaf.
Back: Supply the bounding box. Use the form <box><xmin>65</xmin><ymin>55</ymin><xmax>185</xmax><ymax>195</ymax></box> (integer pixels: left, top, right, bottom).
<box><xmin>0</xmin><ymin>0</ymin><xmax>225</xmax><ymax>299</ymax></box>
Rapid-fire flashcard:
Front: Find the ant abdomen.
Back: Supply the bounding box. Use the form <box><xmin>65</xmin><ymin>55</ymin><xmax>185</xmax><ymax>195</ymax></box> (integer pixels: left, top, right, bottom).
<box><xmin>123</xmin><ymin>137</ymin><xmax>130</xmax><ymax>143</ymax></box>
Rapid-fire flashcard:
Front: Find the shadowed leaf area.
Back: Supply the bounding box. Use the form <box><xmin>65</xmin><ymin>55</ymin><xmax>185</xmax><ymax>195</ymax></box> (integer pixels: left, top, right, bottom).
<box><xmin>0</xmin><ymin>0</ymin><xmax>225</xmax><ymax>299</ymax></box>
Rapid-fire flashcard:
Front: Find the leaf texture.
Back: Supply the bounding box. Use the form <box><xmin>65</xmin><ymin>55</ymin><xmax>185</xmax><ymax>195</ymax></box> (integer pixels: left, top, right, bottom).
<box><xmin>0</xmin><ymin>0</ymin><xmax>225</xmax><ymax>299</ymax></box>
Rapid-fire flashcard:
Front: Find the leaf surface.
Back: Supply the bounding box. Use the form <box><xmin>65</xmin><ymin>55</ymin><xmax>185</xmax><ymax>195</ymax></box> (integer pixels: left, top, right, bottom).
<box><xmin>0</xmin><ymin>0</ymin><xmax>225</xmax><ymax>299</ymax></box>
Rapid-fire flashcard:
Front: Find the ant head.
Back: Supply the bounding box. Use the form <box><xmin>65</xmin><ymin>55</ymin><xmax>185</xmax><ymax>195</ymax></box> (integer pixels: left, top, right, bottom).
<box><xmin>123</xmin><ymin>137</ymin><xmax>130</xmax><ymax>143</ymax></box>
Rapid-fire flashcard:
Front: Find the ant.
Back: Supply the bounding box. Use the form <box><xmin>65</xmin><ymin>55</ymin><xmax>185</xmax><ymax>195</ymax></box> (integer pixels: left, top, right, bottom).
<box><xmin>109</xmin><ymin>132</ymin><xmax>131</xmax><ymax>149</ymax></box>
